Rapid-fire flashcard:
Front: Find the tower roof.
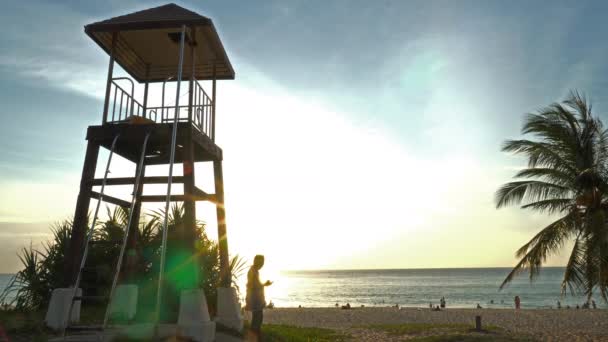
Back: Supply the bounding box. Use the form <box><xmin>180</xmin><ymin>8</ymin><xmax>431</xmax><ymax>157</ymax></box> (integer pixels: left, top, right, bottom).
<box><xmin>85</xmin><ymin>3</ymin><xmax>235</xmax><ymax>82</ymax></box>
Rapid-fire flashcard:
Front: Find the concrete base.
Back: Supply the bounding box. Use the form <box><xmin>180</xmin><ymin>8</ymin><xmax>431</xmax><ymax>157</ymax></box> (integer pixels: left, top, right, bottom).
<box><xmin>216</xmin><ymin>331</ymin><xmax>245</xmax><ymax>342</ymax></box>
<box><xmin>108</xmin><ymin>284</ymin><xmax>138</xmax><ymax>321</ymax></box>
<box><xmin>178</xmin><ymin>289</ymin><xmax>215</xmax><ymax>342</ymax></box>
<box><xmin>113</xmin><ymin>323</ymin><xmax>154</xmax><ymax>340</ymax></box>
<box><xmin>157</xmin><ymin>324</ymin><xmax>179</xmax><ymax>339</ymax></box>
<box><xmin>180</xmin><ymin>322</ymin><xmax>216</xmax><ymax>342</ymax></box>
<box><xmin>45</xmin><ymin>288</ymin><xmax>81</xmax><ymax>330</ymax></box>
<box><xmin>114</xmin><ymin>323</ymin><xmax>179</xmax><ymax>340</ymax></box>
<box><xmin>215</xmin><ymin>287</ymin><xmax>244</xmax><ymax>331</ymax></box>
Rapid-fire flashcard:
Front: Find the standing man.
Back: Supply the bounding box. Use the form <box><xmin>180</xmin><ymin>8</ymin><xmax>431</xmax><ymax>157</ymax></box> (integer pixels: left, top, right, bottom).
<box><xmin>246</xmin><ymin>255</ymin><xmax>273</xmax><ymax>341</ymax></box>
<box><xmin>514</xmin><ymin>295</ymin><xmax>521</xmax><ymax>309</ymax></box>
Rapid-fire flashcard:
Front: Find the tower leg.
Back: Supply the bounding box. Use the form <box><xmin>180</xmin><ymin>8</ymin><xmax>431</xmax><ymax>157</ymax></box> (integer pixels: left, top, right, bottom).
<box><xmin>181</xmin><ymin>131</ymin><xmax>198</xmax><ymax>288</ymax></box>
<box><xmin>213</xmin><ymin>159</ymin><xmax>242</xmax><ymax>331</ymax></box>
<box><xmin>213</xmin><ymin>160</ymin><xmax>229</xmax><ymax>287</ymax></box>
<box><xmin>64</xmin><ymin>140</ymin><xmax>99</xmax><ymax>287</ymax></box>
<box><xmin>182</xmin><ymin>137</ymin><xmax>197</xmax><ymax>251</ymax></box>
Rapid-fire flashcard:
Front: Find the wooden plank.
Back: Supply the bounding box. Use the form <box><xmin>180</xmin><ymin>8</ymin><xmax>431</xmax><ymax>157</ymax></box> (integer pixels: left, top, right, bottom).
<box><xmin>193</xmin><ymin>186</ymin><xmax>213</xmax><ymax>199</ymax></box>
<box><xmin>89</xmin><ymin>176</ymin><xmax>185</xmax><ymax>186</ymax></box>
<box><xmin>140</xmin><ymin>193</ymin><xmax>215</xmax><ymax>203</ymax></box>
<box><xmin>90</xmin><ymin>191</ymin><xmax>131</xmax><ymax>208</ymax></box>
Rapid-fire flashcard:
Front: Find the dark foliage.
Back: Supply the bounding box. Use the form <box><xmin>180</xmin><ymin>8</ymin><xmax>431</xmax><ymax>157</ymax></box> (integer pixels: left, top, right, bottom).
<box><xmin>0</xmin><ymin>203</ymin><xmax>247</xmax><ymax>316</ymax></box>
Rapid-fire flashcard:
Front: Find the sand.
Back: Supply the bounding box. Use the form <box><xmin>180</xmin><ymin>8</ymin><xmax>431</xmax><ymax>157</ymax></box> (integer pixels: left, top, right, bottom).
<box><xmin>255</xmin><ymin>307</ymin><xmax>608</xmax><ymax>341</ymax></box>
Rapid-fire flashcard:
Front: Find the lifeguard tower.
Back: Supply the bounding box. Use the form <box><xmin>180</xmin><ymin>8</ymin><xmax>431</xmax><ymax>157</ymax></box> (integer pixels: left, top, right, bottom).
<box><xmin>47</xmin><ymin>4</ymin><xmax>242</xmax><ymax>340</ymax></box>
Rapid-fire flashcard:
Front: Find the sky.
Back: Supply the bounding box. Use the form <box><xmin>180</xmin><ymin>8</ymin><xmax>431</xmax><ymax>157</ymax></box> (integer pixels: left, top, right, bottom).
<box><xmin>2</xmin><ymin>0</ymin><xmax>608</xmax><ymax>273</ymax></box>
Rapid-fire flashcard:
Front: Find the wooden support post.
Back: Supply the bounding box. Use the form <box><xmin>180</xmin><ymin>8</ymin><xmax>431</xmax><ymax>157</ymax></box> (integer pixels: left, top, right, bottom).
<box><xmin>182</xmin><ymin>127</ymin><xmax>198</xmax><ymax>283</ymax></box>
<box><xmin>64</xmin><ymin>140</ymin><xmax>100</xmax><ymax>286</ymax></box>
<box><xmin>211</xmin><ymin>65</ymin><xmax>217</xmax><ymax>142</ymax></box>
<box><xmin>102</xmin><ymin>33</ymin><xmax>117</xmax><ymax>125</ymax></box>
<box><xmin>475</xmin><ymin>315</ymin><xmax>482</xmax><ymax>331</ymax></box>
<box><xmin>123</xmin><ymin>159</ymin><xmax>146</xmax><ymax>282</ymax></box>
<box><xmin>213</xmin><ymin>160</ymin><xmax>230</xmax><ymax>287</ymax></box>
<box><xmin>188</xmin><ymin>26</ymin><xmax>196</xmax><ymax>122</ymax></box>
<box><xmin>142</xmin><ymin>65</ymin><xmax>150</xmax><ymax>118</ymax></box>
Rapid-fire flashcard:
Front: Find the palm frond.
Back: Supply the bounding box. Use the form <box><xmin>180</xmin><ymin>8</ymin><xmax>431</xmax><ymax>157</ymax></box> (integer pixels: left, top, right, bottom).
<box><xmin>495</xmin><ymin>180</ymin><xmax>570</xmax><ymax>209</ymax></box>
<box><xmin>502</xmin><ymin>140</ymin><xmax>576</xmax><ymax>174</ymax></box>
<box><xmin>514</xmin><ymin>168</ymin><xmax>573</xmax><ymax>187</ymax></box>
<box><xmin>500</xmin><ymin>214</ymin><xmax>573</xmax><ymax>289</ymax></box>
<box><xmin>561</xmin><ymin>234</ymin><xmax>586</xmax><ymax>295</ymax></box>
<box><xmin>520</xmin><ymin>198</ymin><xmax>572</xmax><ymax>215</ymax></box>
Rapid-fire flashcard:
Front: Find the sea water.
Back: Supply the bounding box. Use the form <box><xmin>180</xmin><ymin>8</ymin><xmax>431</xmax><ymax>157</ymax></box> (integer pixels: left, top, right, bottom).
<box><xmin>263</xmin><ymin>267</ymin><xmax>606</xmax><ymax>309</ymax></box>
<box><xmin>2</xmin><ymin>268</ymin><xmax>605</xmax><ymax>309</ymax></box>
<box><xmin>0</xmin><ymin>274</ymin><xmax>16</xmax><ymax>304</ymax></box>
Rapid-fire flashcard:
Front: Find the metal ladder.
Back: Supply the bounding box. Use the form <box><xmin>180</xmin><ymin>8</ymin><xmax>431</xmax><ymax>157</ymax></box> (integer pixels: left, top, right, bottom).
<box><xmin>61</xmin><ymin>131</ymin><xmax>153</xmax><ymax>340</ymax></box>
<box><xmin>100</xmin><ymin>131</ymin><xmax>151</xmax><ymax>338</ymax></box>
<box><xmin>61</xmin><ymin>134</ymin><xmax>120</xmax><ymax>339</ymax></box>
<box><xmin>154</xmin><ymin>24</ymin><xmax>187</xmax><ymax>329</ymax></box>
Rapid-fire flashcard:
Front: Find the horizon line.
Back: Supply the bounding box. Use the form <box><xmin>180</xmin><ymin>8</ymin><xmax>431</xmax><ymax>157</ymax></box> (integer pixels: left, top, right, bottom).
<box><xmin>278</xmin><ymin>266</ymin><xmax>566</xmax><ymax>272</ymax></box>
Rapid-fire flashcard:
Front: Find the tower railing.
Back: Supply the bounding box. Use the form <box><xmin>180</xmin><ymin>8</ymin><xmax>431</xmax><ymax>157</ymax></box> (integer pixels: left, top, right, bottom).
<box><xmin>193</xmin><ymin>79</ymin><xmax>214</xmax><ymax>139</ymax></box>
<box><xmin>106</xmin><ymin>77</ymin><xmax>214</xmax><ymax>140</ymax></box>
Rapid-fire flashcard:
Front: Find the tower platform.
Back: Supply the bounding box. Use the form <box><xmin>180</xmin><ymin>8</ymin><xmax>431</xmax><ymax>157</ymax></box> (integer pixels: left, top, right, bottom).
<box><xmin>87</xmin><ymin>122</ymin><xmax>222</xmax><ymax>164</ymax></box>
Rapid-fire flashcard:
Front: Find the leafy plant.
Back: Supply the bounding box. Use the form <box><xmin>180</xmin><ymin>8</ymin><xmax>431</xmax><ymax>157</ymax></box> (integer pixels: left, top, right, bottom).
<box><xmin>229</xmin><ymin>254</ymin><xmax>248</xmax><ymax>294</ymax></box>
<box><xmin>1</xmin><ymin>203</ymin><xmax>230</xmax><ymax>317</ymax></box>
<box><xmin>0</xmin><ymin>220</ymin><xmax>75</xmax><ymax>310</ymax></box>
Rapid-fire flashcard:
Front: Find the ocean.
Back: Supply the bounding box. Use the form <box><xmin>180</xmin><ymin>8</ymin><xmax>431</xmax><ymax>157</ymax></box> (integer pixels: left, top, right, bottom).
<box><xmin>263</xmin><ymin>267</ymin><xmax>606</xmax><ymax>309</ymax></box>
<box><xmin>0</xmin><ymin>274</ymin><xmax>16</xmax><ymax>304</ymax></box>
<box><xmin>2</xmin><ymin>268</ymin><xmax>605</xmax><ymax>309</ymax></box>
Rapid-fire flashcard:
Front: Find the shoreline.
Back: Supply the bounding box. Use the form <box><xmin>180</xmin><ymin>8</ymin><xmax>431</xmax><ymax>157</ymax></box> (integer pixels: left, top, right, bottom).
<box><xmin>266</xmin><ymin>305</ymin><xmax>604</xmax><ymax>310</ymax></box>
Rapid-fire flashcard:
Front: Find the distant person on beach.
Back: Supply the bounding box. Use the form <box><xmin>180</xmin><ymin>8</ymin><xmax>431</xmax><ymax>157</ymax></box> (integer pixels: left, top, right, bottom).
<box><xmin>440</xmin><ymin>297</ymin><xmax>446</xmax><ymax>308</ymax></box>
<box><xmin>433</xmin><ymin>305</ymin><xmax>441</xmax><ymax>311</ymax></box>
<box><xmin>592</xmin><ymin>300</ymin><xmax>597</xmax><ymax>309</ymax></box>
<box><xmin>246</xmin><ymin>255</ymin><xmax>273</xmax><ymax>340</ymax></box>
<box><xmin>514</xmin><ymin>296</ymin><xmax>521</xmax><ymax>309</ymax></box>
<box><xmin>477</xmin><ymin>303</ymin><xmax>483</xmax><ymax>309</ymax></box>
<box><xmin>557</xmin><ymin>300</ymin><xmax>561</xmax><ymax>309</ymax></box>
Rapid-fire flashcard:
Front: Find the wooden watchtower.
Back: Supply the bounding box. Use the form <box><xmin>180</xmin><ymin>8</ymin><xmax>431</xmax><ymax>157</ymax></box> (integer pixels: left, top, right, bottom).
<box><xmin>64</xmin><ymin>4</ymin><xmax>234</xmax><ymax>293</ymax></box>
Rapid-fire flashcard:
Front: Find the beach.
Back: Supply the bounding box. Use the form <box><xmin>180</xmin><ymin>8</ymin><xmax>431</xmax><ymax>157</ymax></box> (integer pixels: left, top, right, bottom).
<box><xmin>256</xmin><ymin>307</ymin><xmax>608</xmax><ymax>341</ymax></box>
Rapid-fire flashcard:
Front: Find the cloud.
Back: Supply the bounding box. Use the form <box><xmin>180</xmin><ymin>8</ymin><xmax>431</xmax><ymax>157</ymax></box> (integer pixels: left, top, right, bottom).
<box><xmin>0</xmin><ymin>1</ymin><xmax>107</xmax><ymax>98</ymax></box>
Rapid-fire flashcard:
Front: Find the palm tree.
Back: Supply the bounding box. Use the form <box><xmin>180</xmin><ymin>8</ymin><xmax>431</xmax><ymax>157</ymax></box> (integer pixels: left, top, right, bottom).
<box><xmin>496</xmin><ymin>91</ymin><xmax>608</xmax><ymax>301</ymax></box>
